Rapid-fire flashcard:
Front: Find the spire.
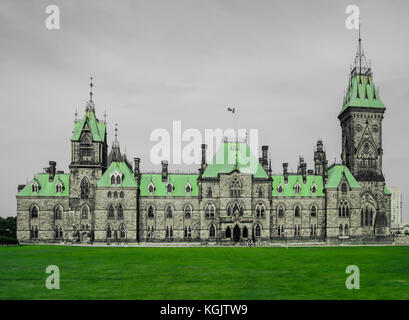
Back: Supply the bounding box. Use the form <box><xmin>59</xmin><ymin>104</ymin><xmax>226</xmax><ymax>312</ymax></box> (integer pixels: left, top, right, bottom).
<box><xmin>85</xmin><ymin>76</ymin><xmax>96</xmax><ymax>112</ymax></box>
<box><xmin>351</xmin><ymin>20</ymin><xmax>371</xmax><ymax>77</ymax></box>
<box><xmin>108</xmin><ymin>123</ymin><xmax>122</xmax><ymax>164</ymax></box>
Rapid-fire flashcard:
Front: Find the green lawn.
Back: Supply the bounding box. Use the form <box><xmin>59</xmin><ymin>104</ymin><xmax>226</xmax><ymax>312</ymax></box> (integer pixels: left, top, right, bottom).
<box><xmin>0</xmin><ymin>245</ymin><xmax>408</xmax><ymax>299</ymax></box>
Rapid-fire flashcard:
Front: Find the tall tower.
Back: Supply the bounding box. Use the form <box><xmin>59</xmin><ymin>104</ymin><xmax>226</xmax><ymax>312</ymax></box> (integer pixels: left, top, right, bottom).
<box><xmin>68</xmin><ymin>78</ymin><xmax>108</xmax><ymax>234</ymax></box>
<box><xmin>338</xmin><ymin>30</ymin><xmax>389</xmax><ymax>234</ymax></box>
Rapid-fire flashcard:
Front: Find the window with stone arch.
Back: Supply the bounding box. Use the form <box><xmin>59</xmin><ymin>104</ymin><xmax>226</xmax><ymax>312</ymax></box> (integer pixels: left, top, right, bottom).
<box><xmin>107</xmin><ymin>204</ymin><xmax>115</xmax><ymax>219</ymax></box>
<box><xmin>205</xmin><ymin>203</ymin><xmax>215</xmax><ymax>218</ymax></box>
<box><xmin>294</xmin><ymin>205</ymin><xmax>301</xmax><ymax>217</ymax></box>
<box><xmin>117</xmin><ymin>204</ymin><xmax>124</xmax><ymax>219</ymax></box>
<box><xmin>361</xmin><ymin>205</ymin><xmax>374</xmax><ymax>227</ymax></box>
<box><xmin>80</xmin><ymin>177</ymin><xmax>90</xmax><ymax>199</ymax></box>
<box><xmin>338</xmin><ymin>199</ymin><xmax>350</xmax><ymax>217</ymax></box>
<box><xmin>209</xmin><ymin>224</ymin><xmax>216</xmax><ymax>238</ymax></box>
<box><xmin>230</xmin><ymin>179</ymin><xmax>241</xmax><ymax>197</ymax></box>
<box><xmin>119</xmin><ymin>224</ymin><xmax>126</xmax><ymax>239</ymax></box>
<box><xmin>255</xmin><ymin>202</ymin><xmax>265</xmax><ymax>218</ymax></box>
<box><xmin>55</xmin><ymin>183</ymin><xmax>63</xmax><ymax>193</ymax></box>
<box><xmin>120</xmin><ymin>191</ymin><xmax>125</xmax><ymax>198</ymax></box>
<box><xmin>255</xmin><ymin>224</ymin><xmax>261</xmax><ymax>237</ymax></box>
<box><xmin>166</xmin><ymin>205</ymin><xmax>173</xmax><ymax>218</ymax></box>
<box><xmin>81</xmin><ymin>205</ymin><xmax>89</xmax><ymax>219</ymax></box>
<box><xmin>358</xmin><ymin>141</ymin><xmax>377</xmax><ymax>169</ymax></box>
<box><xmin>258</xmin><ymin>187</ymin><xmax>263</xmax><ymax>197</ymax></box>
<box><xmin>341</xmin><ymin>182</ymin><xmax>348</xmax><ymax>193</ymax></box>
<box><xmin>30</xmin><ymin>205</ymin><xmax>39</xmax><ymax>219</ymax></box>
<box><xmin>107</xmin><ymin>191</ymin><xmax>112</xmax><ymax>198</ymax></box>
<box><xmin>207</xmin><ymin>187</ymin><xmax>213</xmax><ymax>197</ymax></box>
<box><xmin>54</xmin><ymin>205</ymin><xmax>63</xmax><ymax>220</ymax></box>
<box><xmin>184</xmin><ymin>205</ymin><xmax>192</xmax><ymax>219</ymax></box>
<box><xmin>106</xmin><ymin>225</ymin><xmax>112</xmax><ymax>238</ymax></box>
<box><xmin>147</xmin><ymin>205</ymin><xmax>155</xmax><ymax>219</ymax></box>
<box><xmin>310</xmin><ymin>205</ymin><xmax>317</xmax><ymax>217</ymax></box>
<box><xmin>277</xmin><ymin>205</ymin><xmax>284</xmax><ymax>218</ymax></box>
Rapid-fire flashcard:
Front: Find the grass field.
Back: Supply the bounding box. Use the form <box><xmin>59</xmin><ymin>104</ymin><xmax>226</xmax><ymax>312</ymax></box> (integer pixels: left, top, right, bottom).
<box><xmin>0</xmin><ymin>245</ymin><xmax>408</xmax><ymax>299</ymax></box>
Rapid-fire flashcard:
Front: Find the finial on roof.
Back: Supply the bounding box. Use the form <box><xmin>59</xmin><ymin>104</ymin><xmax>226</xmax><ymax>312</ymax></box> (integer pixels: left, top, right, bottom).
<box><xmin>74</xmin><ymin>108</ymin><xmax>78</xmax><ymax>122</ymax></box>
<box><xmin>89</xmin><ymin>76</ymin><xmax>94</xmax><ymax>102</ymax></box>
<box><xmin>85</xmin><ymin>76</ymin><xmax>96</xmax><ymax>112</ymax></box>
<box><xmin>351</xmin><ymin>17</ymin><xmax>371</xmax><ymax>77</ymax></box>
<box><xmin>103</xmin><ymin>109</ymin><xmax>107</xmax><ymax>123</ymax></box>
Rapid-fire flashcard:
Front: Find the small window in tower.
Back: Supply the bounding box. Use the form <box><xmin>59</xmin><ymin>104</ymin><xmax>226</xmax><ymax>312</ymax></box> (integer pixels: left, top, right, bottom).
<box><xmin>166</xmin><ymin>183</ymin><xmax>174</xmax><ymax>193</ymax></box>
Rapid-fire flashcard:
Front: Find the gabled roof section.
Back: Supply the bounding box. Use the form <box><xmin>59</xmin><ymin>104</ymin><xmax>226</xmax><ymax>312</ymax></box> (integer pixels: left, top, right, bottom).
<box><xmin>325</xmin><ymin>165</ymin><xmax>361</xmax><ymax>189</ymax></box>
<box><xmin>202</xmin><ymin>141</ymin><xmax>268</xmax><ymax>178</ymax></box>
<box><xmin>272</xmin><ymin>175</ymin><xmax>324</xmax><ymax>197</ymax></box>
<box><xmin>140</xmin><ymin>174</ymin><xmax>199</xmax><ymax>197</ymax></box>
<box><xmin>72</xmin><ymin>110</ymin><xmax>106</xmax><ymax>142</ymax></box>
<box><xmin>17</xmin><ymin>173</ymin><xmax>69</xmax><ymax>197</ymax></box>
<box><xmin>97</xmin><ymin>161</ymin><xmax>137</xmax><ymax>187</ymax></box>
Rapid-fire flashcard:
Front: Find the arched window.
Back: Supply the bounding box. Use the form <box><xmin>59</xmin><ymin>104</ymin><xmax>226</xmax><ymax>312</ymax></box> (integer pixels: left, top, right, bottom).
<box><xmin>278</xmin><ymin>184</ymin><xmax>283</xmax><ymax>194</ymax></box>
<box><xmin>81</xmin><ymin>206</ymin><xmax>89</xmax><ymax>219</ymax></box>
<box><xmin>31</xmin><ymin>226</ymin><xmax>38</xmax><ymax>239</ymax></box>
<box><xmin>120</xmin><ymin>191</ymin><xmax>125</xmax><ymax>198</ymax></box>
<box><xmin>209</xmin><ymin>224</ymin><xmax>216</xmax><ymax>237</ymax></box>
<box><xmin>106</xmin><ymin>225</ymin><xmax>112</xmax><ymax>238</ymax></box>
<box><xmin>278</xmin><ymin>205</ymin><xmax>284</xmax><ymax>218</ymax></box>
<box><xmin>258</xmin><ymin>188</ymin><xmax>263</xmax><ymax>197</ymax></box>
<box><xmin>80</xmin><ymin>178</ymin><xmax>90</xmax><ymax>199</ymax></box>
<box><xmin>361</xmin><ymin>205</ymin><xmax>374</xmax><ymax>227</ymax></box>
<box><xmin>55</xmin><ymin>183</ymin><xmax>63</xmax><ymax>193</ymax></box>
<box><xmin>107</xmin><ymin>191</ymin><xmax>112</xmax><ymax>198</ymax></box>
<box><xmin>185</xmin><ymin>184</ymin><xmax>192</xmax><ymax>193</ymax></box>
<box><xmin>294</xmin><ymin>205</ymin><xmax>301</xmax><ymax>217</ymax></box>
<box><xmin>294</xmin><ymin>183</ymin><xmax>301</xmax><ymax>194</ymax></box>
<box><xmin>339</xmin><ymin>224</ymin><xmax>343</xmax><ymax>236</ymax></box>
<box><xmin>344</xmin><ymin>224</ymin><xmax>349</xmax><ymax>235</ymax></box>
<box><xmin>114</xmin><ymin>191</ymin><xmax>118</xmax><ymax>198</ymax></box>
<box><xmin>166</xmin><ymin>183</ymin><xmax>174</xmax><ymax>193</ymax></box>
<box><xmin>54</xmin><ymin>206</ymin><xmax>62</xmax><ymax>220</ymax></box>
<box><xmin>205</xmin><ymin>203</ymin><xmax>215</xmax><ymax>218</ymax></box>
<box><xmin>31</xmin><ymin>183</ymin><xmax>39</xmax><ymax>193</ymax></box>
<box><xmin>243</xmin><ymin>226</ymin><xmax>248</xmax><ymax>238</ymax></box>
<box><xmin>207</xmin><ymin>188</ymin><xmax>213</xmax><ymax>197</ymax></box>
<box><xmin>255</xmin><ymin>224</ymin><xmax>261</xmax><ymax>237</ymax></box>
<box><xmin>119</xmin><ymin>225</ymin><xmax>126</xmax><ymax>238</ymax></box>
<box><xmin>227</xmin><ymin>204</ymin><xmax>232</xmax><ymax>216</ymax></box>
<box><xmin>184</xmin><ymin>226</ymin><xmax>188</xmax><ymax>238</ymax></box>
<box><xmin>255</xmin><ymin>203</ymin><xmax>265</xmax><ymax>218</ymax></box>
<box><xmin>310</xmin><ymin>205</ymin><xmax>317</xmax><ymax>217</ymax></box>
<box><xmin>148</xmin><ymin>183</ymin><xmax>155</xmax><ymax>193</ymax></box>
<box><xmin>111</xmin><ymin>176</ymin><xmax>115</xmax><ymax>185</ymax></box>
<box><xmin>31</xmin><ymin>206</ymin><xmax>39</xmax><ymax>219</ymax></box>
<box><xmin>166</xmin><ymin>206</ymin><xmax>173</xmax><ymax>218</ymax></box>
<box><xmin>147</xmin><ymin>205</ymin><xmax>154</xmax><ymax>218</ymax></box>
<box><xmin>184</xmin><ymin>206</ymin><xmax>191</xmax><ymax>219</ymax></box>
<box><xmin>108</xmin><ymin>205</ymin><xmax>115</xmax><ymax>219</ymax></box>
<box><xmin>116</xmin><ymin>175</ymin><xmax>121</xmax><ymax>185</ymax></box>
<box><xmin>311</xmin><ymin>185</ymin><xmax>317</xmax><ymax>194</ymax></box>
<box><xmin>226</xmin><ymin>226</ymin><xmax>231</xmax><ymax>238</ymax></box>
<box><xmin>117</xmin><ymin>205</ymin><xmax>124</xmax><ymax>219</ymax></box>
<box><xmin>341</xmin><ymin>183</ymin><xmax>348</xmax><ymax>193</ymax></box>
<box><xmin>338</xmin><ymin>199</ymin><xmax>349</xmax><ymax>218</ymax></box>
<box><xmin>230</xmin><ymin>179</ymin><xmax>241</xmax><ymax>197</ymax></box>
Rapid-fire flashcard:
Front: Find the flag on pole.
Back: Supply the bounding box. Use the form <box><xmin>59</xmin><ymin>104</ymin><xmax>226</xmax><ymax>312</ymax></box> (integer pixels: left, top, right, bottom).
<box><xmin>227</xmin><ymin>107</ymin><xmax>235</xmax><ymax>114</ymax></box>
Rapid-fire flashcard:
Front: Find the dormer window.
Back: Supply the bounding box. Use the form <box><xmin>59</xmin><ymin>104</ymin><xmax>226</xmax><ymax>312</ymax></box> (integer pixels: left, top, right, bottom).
<box><xmin>311</xmin><ymin>184</ymin><xmax>317</xmax><ymax>194</ymax></box>
<box><xmin>31</xmin><ymin>183</ymin><xmax>39</xmax><ymax>193</ymax></box>
<box><xmin>294</xmin><ymin>183</ymin><xmax>301</xmax><ymax>194</ymax></box>
<box><xmin>55</xmin><ymin>183</ymin><xmax>63</xmax><ymax>193</ymax></box>
<box><xmin>277</xmin><ymin>184</ymin><xmax>283</xmax><ymax>194</ymax></box>
<box><xmin>148</xmin><ymin>182</ymin><xmax>155</xmax><ymax>193</ymax></box>
<box><xmin>166</xmin><ymin>183</ymin><xmax>174</xmax><ymax>193</ymax></box>
<box><xmin>110</xmin><ymin>170</ymin><xmax>123</xmax><ymax>185</ymax></box>
<box><xmin>185</xmin><ymin>183</ymin><xmax>192</xmax><ymax>194</ymax></box>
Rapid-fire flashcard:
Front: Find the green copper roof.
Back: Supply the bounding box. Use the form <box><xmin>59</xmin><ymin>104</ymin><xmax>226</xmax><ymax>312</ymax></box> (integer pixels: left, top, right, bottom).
<box><xmin>140</xmin><ymin>174</ymin><xmax>199</xmax><ymax>197</ymax></box>
<box><xmin>325</xmin><ymin>165</ymin><xmax>361</xmax><ymax>189</ymax></box>
<box><xmin>17</xmin><ymin>173</ymin><xmax>69</xmax><ymax>197</ymax></box>
<box><xmin>97</xmin><ymin>162</ymin><xmax>137</xmax><ymax>187</ymax></box>
<box><xmin>384</xmin><ymin>185</ymin><xmax>391</xmax><ymax>195</ymax></box>
<box><xmin>341</xmin><ymin>74</ymin><xmax>385</xmax><ymax>114</ymax></box>
<box><xmin>72</xmin><ymin>110</ymin><xmax>106</xmax><ymax>142</ymax></box>
<box><xmin>203</xmin><ymin>142</ymin><xmax>268</xmax><ymax>179</ymax></box>
<box><xmin>272</xmin><ymin>175</ymin><xmax>324</xmax><ymax>197</ymax></box>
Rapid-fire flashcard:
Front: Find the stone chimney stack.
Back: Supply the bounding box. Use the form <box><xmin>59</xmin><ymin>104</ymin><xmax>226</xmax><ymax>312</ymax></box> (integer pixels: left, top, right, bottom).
<box><xmin>314</xmin><ymin>139</ymin><xmax>326</xmax><ymax>175</ymax></box>
<box><xmin>301</xmin><ymin>162</ymin><xmax>307</xmax><ymax>183</ymax></box>
<box><xmin>201</xmin><ymin>144</ymin><xmax>207</xmax><ymax>173</ymax></box>
<box><xmin>48</xmin><ymin>161</ymin><xmax>56</xmax><ymax>182</ymax></box>
<box><xmin>297</xmin><ymin>156</ymin><xmax>304</xmax><ymax>174</ymax></box>
<box><xmin>262</xmin><ymin>145</ymin><xmax>268</xmax><ymax>172</ymax></box>
<box><xmin>134</xmin><ymin>158</ymin><xmax>140</xmax><ymax>183</ymax></box>
<box><xmin>161</xmin><ymin>160</ymin><xmax>168</xmax><ymax>182</ymax></box>
<box><xmin>283</xmin><ymin>163</ymin><xmax>288</xmax><ymax>184</ymax></box>
<box><xmin>323</xmin><ymin>159</ymin><xmax>328</xmax><ymax>184</ymax></box>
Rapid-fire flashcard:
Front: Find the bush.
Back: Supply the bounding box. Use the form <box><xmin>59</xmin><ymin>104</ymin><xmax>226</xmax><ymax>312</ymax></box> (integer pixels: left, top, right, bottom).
<box><xmin>0</xmin><ymin>236</ymin><xmax>19</xmax><ymax>245</ymax></box>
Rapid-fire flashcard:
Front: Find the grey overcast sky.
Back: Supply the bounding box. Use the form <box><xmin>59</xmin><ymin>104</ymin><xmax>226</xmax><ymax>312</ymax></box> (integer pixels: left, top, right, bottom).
<box><xmin>1</xmin><ymin>0</ymin><xmax>408</xmax><ymax>221</ymax></box>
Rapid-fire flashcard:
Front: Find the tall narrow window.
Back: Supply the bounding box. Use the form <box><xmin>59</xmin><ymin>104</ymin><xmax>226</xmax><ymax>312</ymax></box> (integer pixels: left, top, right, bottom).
<box><xmin>116</xmin><ymin>175</ymin><xmax>121</xmax><ymax>185</ymax></box>
<box><xmin>243</xmin><ymin>226</ymin><xmax>248</xmax><ymax>238</ymax></box>
<box><xmin>209</xmin><ymin>224</ymin><xmax>216</xmax><ymax>237</ymax></box>
<box><xmin>230</xmin><ymin>179</ymin><xmax>241</xmax><ymax>197</ymax></box>
<box><xmin>81</xmin><ymin>206</ymin><xmax>89</xmax><ymax>219</ymax></box>
<box><xmin>54</xmin><ymin>206</ymin><xmax>62</xmax><ymax>220</ymax></box>
<box><xmin>111</xmin><ymin>175</ymin><xmax>115</xmax><ymax>185</ymax></box>
<box><xmin>106</xmin><ymin>225</ymin><xmax>112</xmax><ymax>238</ymax></box>
<box><xmin>31</xmin><ymin>206</ymin><xmax>39</xmax><ymax>219</ymax></box>
<box><xmin>184</xmin><ymin>206</ymin><xmax>191</xmax><ymax>219</ymax></box>
<box><xmin>255</xmin><ymin>203</ymin><xmax>265</xmax><ymax>218</ymax></box>
<box><xmin>310</xmin><ymin>205</ymin><xmax>317</xmax><ymax>217</ymax></box>
<box><xmin>226</xmin><ymin>226</ymin><xmax>231</xmax><ymax>238</ymax></box>
<box><xmin>32</xmin><ymin>183</ymin><xmax>39</xmax><ymax>193</ymax></box>
<box><xmin>255</xmin><ymin>224</ymin><xmax>261</xmax><ymax>237</ymax></box>
<box><xmin>294</xmin><ymin>205</ymin><xmax>301</xmax><ymax>217</ymax></box>
<box><xmin>147</xmin><ymin>205</ymin><xmax>154</xmax><ymax>218</ymax></box>
<box><xmin>166</xmin><ymin>206</ymin><xmax>173</xmax><ymax>218</ymax></box>
<box><xmin>117</xmin><ymin>205</ymin><xmax>124</xmax><ymax>219</ymax></box>
<box><xmin>80</xmin><ymin>178</ymin><xmax>90</xmax><ymax>199</ymax></box>
<box><xmin>108</xmin><ymin>205</ymin><xmax>115</xmax><ymax>219</ymax></box>
<box><xmin>120</xmin><ymin>225</ymin><xmax>126</xmax><ymax>238</ymax></box>
<box><xmin>294</xmin><ymin>184</ymin><xmax>301</xmax><ymax>194</ymax></box>
<box><xmin>278</xmin><ymin>205</ymin><xmax>284</xmax><ymax>218</ymax></box>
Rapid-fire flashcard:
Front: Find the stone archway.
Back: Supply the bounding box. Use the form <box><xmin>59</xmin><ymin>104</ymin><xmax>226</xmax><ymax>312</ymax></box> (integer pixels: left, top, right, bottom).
<box><xmin>233</xmin><ymin>225</ymin><xmax>240</xmax><ymax>242</ymax></box>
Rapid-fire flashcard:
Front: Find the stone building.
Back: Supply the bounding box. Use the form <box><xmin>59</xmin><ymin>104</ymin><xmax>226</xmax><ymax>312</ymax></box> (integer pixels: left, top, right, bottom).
<box><xmin>16</xmin><ymin>35</ymin><xmax>394</xmax><ymax>244</ymax></box>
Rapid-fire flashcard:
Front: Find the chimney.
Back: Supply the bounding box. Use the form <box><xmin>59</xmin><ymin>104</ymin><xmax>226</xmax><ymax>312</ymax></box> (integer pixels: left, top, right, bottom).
<box><xmin>201</xmin><ymin>144</ymin><xmax>207</xmax><ymax>173</ymax></box>
<box><xmin>262</xmin><ymin>145</ymin><xmax>268</xmax><ymax>172</ymax></box>
<box><xmin>323</xmin><ymin>159</ymin><xmax>328</xmax><ymax>184</ymax></box>
<box><xmin>297</xmin><ymin>156</ymin><xmax>304</xmax><ymax>174</ymax></box>
<box><xmin>314</xmin><ymin>139</ymin><xmax>326</xmax><ymax>175</ymax></box>
<box><xmin>301</xmin><ymin>162</ymin><xmax>307</xmax><ymax>183</ymax></box>
<box><xmin>48</xmin><ymin>161</ymin><xmax>56</xmax><ymax>182</ymax></box>
<box><xmin>283</xmin><ymin>163</ymin><xmax>288</xmax><ymax>184</ymax></box>
<box><xmin>161</xmin><ymin>160</ymin><xmax>168</xmax><ymax>182</ymax></box>
<box><xmin>134</xmin><ymin>158</ymin><xmax>140</xmax><ymax>184</ymax></box>
<box><xmin>307</xmin><ymin>169</ymin><xmax>314</xmax><ymax>175</ymax></box>
<box><xmin>259</xmin><ymin>157</ymin><xmax>263</xmax><ymax>165</ymax></box>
